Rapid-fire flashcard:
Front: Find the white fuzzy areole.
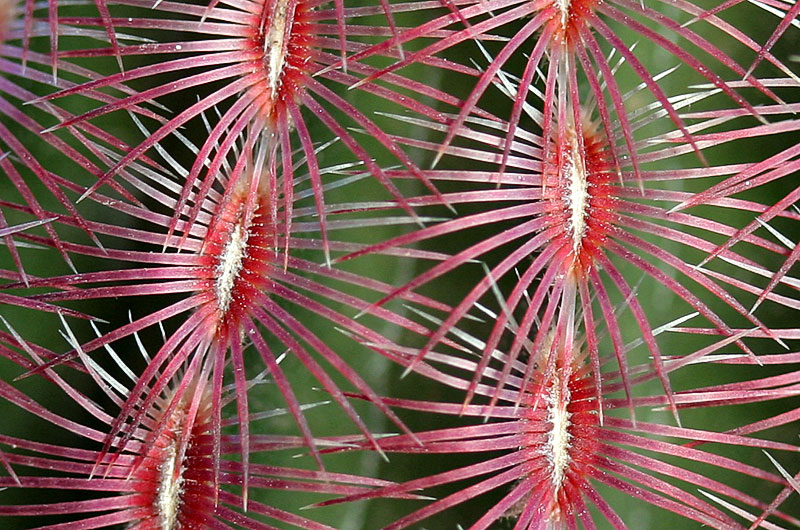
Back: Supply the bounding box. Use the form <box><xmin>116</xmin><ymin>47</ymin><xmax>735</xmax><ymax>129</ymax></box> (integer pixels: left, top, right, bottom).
<box><xmin>563</xmin><ymin>135</ymin><xmax>589</xmax><ymax>253</ymax></box>
<box><xmin>157</xmin><ymin>441</ymin><xmax>185</xmax><ymax>530</ymax></box>
<box><xmin>265</xmin><ymin>0</ymin><xmax>292</xmax><ymax>99</ymax></box>
<box><xmin>215</xmin><ymin>223</ymin><xmax>248</xmax><ymax>313</ymax></box>
<box><xmin>555</xmin><ymin>0</ymin><xmax>571</xmax><ymax>29</ymax></box>
<box><xmin>544</xmin><ymin>381</ymin><xmax>572</xmax><ymax>489</ymax></box>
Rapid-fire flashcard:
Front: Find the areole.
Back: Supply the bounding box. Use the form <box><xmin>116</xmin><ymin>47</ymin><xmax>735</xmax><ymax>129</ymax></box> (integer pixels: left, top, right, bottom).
<box><xmin>204</xmin><ymin>176</ymin><xmax>277</xmax><ymax>332</ymax></box>
<box><xmin>262</xmin><ymin>0</ymin><xmax>295</xmax><ymax>101</ymax></box>
<box><xmin>155</xmin><ymin>438</ymin><xmax>185</xmax><ymax>530</ymax></box>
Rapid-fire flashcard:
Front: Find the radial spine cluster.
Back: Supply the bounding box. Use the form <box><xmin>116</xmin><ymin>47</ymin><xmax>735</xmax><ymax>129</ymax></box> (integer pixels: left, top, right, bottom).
<box><xmin>0</xmin><ymin>0</ymin><xmax>798</xmax><ymax>529</ymax></box>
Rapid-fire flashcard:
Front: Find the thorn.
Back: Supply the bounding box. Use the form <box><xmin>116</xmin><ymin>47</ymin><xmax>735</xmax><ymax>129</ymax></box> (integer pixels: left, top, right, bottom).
<box><xmin>762</xmin><ymin>449</ymin><xmax>800</xmax><ymax>497</ymax></box>
<box><xmin>394</xmin><ymin>38</ymin><xmax>405</xmax><ymax>62</ymax></box>
<box><xmin>667</xmin><ymin>198</ymin><xmax>693</xmax><ymax>214</ymax></box>
<box><xmin>749</xmin><ymin>298</ymin><xmax>763</xmax><ymax>315</ymax></box>
<box><xmin>324</xmin><ymin>245</ymin><xmax>332</xmax><ymax>268</ymax></box>
<box><xmin>670</xmin><ymin>403</ymin><xmax>682</xmax><ymax>429</ymax></box>
<box><xmin>431</xmin><ymin>149</ymin><xmax>445</xmax><ymax>170</ymax></box>
<box><xmin>347</xmin><ymin>77</ymin><xmax>369</xmax><ymax>91</ymax></box>
<box><xmin>313</xmin><ymin>62</ymin><xmax>339</xmax><ymax>78</ymax></box>
<box><xmin>695</xmin><ymin>253</ymin><xmax>714</xmax><ymax>269</ymax></box>
<box><xmin>22</xmin><ymin>94</ymin><xmax>47</xmax><ymax>106</ymax></box>
<box><xmin>743</xmin><ymin>61</ymin><xmax>757</xmax><ymax>82</ymax></box>
<box><xmin>399</xmin><ymin>362</ymin><xmax>416</xmax><ymax>379</ymax></box>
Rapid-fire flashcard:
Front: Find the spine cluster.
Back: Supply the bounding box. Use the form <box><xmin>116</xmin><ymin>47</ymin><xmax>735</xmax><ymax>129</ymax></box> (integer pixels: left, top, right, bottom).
<box><xmin>0</xmin><ymin>0</ymin><xmax>798</xmax><ymax>529</ymax></box>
